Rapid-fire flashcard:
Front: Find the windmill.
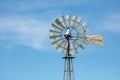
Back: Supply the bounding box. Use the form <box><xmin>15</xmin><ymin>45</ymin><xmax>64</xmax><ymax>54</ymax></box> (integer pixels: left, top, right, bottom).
<box><xmin>49</xmin><ymin>15</ymin><xmax>104</xmax><ymax>80</ymax></box>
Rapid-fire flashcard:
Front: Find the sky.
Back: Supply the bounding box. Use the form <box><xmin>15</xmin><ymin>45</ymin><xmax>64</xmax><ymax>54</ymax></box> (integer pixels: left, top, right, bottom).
<box><xmin>0</xmin><ymin>0</ymin><xmax>120</xmax><ymax>80</ymax></box>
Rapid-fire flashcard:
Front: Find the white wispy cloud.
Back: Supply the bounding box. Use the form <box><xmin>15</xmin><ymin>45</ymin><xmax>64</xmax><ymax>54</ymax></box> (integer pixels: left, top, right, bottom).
<box><xmin>0</xmin><ymin>0</ymin><xmax>104</xmax><ymax>11</ymax></box>
<box><xmin>102</xmin><ymin>13</ymin><xmax>120</xmax><ymax>33</ymax></box>
<box><xmin>0</xmin><ymin>15</ymin><xmax>50</xmax><ymax>50</ymax></box>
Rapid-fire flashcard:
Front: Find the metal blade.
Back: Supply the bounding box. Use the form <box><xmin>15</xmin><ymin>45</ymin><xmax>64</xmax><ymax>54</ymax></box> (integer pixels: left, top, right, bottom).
<box><xmin>52</xmin><ymin>38</ymin><xmax>63</xmax><ymax>47</ymax></box>
<box><xmin>77</xmin><ymin>18</ymin><xmax>82</xmax><ymax>24</ymax></box>
<box><xmin>69</xmin><ymin>42</ymin><xmax>74</xmax><ymax>54</ymax></box>
<box><xmin>82</xmin><ymin>40</ymin><xmax>89</xmax><ymax>45</ymax></box>
<box><xmin>85</xmin><ymin>34</ymin><xmax>104</xmax><ymax>47</ymax></box>
<box><xmin>62</xmin><ymin>42</ymin><xmax>68</xmax><ymax>54</ymax></box>
<box><xmin>66</xmin><ymin>15</ymin><xmax>70</xmax><ymax>21</ymax></box>
<box><xmin>54</xmin><ymin>19</ymin><xmax>65</xmax><ymax>29</ymax></box>
<box><xmin>69</xmin><ymin>42</ymin><xmax>73</xmax><ymax>50</ymax></box>
<box><xmin>49</xmin><ymin>30</ymin><xmax>61</xmax><ymax>34</ymax></box>
<box><xmin>49</xmin><ymin>35</ymin><xmax>62</xmax><ymax>41</ymax></box>
<box><xmin>79</xmin><ymin>44</ymin><xmax>85</xmax><ymax>49</ymax></box>
<box><xmin>56</xmin><ymin>45</ymin><xmax>62</xmax><ymax>51</ymax></box>
<box><xmin>77</xmin><ymin>32</ymin><xmax>85</xmax><ymax>38</ymax></box>
<box><xmin>63</xmin><ymin>48</ymin><xmax>67</xmax><ymax>54</ymax></box>
<box><xmin>73</xmin><ymin>18</ymin><xmax>82</xmax><ymax>29</ymax></box>
<box><xmin>56</xmin><ymin>40</ymin><xmax>64</xmax><ymax>51</ymax></box>
<box><xmin>81</xmin><ymin>23</ymin><xmax>87</xmax><ymax>28</ymax></box>
<box><xmin>73</xmin><ymin>40</ymin><xmax>79</xmax><ymax>53</ymax></box>
<box><xmin>73</xmin><ymin>39</ymin><xmax>85</xmax><ymax>49</ymax></box>
<box><xmin>75</xmin><ymin>48</ymin><xmax>79</xmax><ymax>53</ymax></box>
<box><xmin>76</xmin><ymin>27</ymin><xmax>83</xmax><ymax>33</ymax></box>
<box><xmin>66</xmin><ymin>15</ymin><xmax>70</xmax><ymax>27</ymax></box>
<box><xmin>72</xmin><ymin>16</ymin><xmax>77</xmax><ymax>28</ymax></box>
<box><xmin>84</xmin><ymin>29</ymin><xmax>90</xmax><ymax>32</ymax></box>
<box><xmin>72</xmin><ymin>16</ymin><xmax>77</xmax><ymax>21</ymax></box>
<box><xmin>60</xmin><ymin>41</ymin><xmax>65</xmax><ymax>48</ymax></box>
<box><xmin>51</xmin><ymin>24</ymin><xmax>63</xmax><ymax>31</ymax></box>
<box><xmin>60</xmin><ymin>16</ymin><xmax>67</xmax><ymax>28</ymax></box>
<box><xmin>64</xmin><ymin>42</ymin><xmax>68</xmax><ymax>50</ymax></box>
<box><xmin>69</xmin><ymin>49</ymin><xmax>72</xmax><ymax>54</ymax></box>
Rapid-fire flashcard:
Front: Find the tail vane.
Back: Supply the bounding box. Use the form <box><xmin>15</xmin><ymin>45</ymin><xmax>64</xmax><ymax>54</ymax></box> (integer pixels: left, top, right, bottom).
<box><xmin>85</xmin><ymin>34</ymin><xmax>104</xmax><ymax>47</ymax></box>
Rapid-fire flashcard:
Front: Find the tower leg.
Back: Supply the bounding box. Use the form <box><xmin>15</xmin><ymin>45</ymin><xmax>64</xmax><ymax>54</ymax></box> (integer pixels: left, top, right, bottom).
<box><xmin>63</xmin><ymin>56</ymin><xmax>75</xmax><ymax>80</ymax></box>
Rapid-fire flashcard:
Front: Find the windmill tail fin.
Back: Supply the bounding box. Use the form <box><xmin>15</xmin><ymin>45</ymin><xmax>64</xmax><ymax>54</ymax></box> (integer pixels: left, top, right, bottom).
<box><xmin>85</xmin><ymin>34</ymin><xmax>104</xmax><ymax>47</ymax></box>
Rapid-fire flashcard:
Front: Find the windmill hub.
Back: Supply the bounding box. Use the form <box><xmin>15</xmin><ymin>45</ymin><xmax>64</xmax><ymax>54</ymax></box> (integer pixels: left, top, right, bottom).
<box><xmin>62</xmin><ymin>27</ymin><xmax>78</xmax><ymax>43</ymax></box>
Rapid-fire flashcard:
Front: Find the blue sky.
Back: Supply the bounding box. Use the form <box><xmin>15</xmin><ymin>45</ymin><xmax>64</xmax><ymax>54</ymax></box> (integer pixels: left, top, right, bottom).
<box><xmin>0</xmin><ymin>0</ymin><xmax>120</xmax><ymax>80</ymax></box>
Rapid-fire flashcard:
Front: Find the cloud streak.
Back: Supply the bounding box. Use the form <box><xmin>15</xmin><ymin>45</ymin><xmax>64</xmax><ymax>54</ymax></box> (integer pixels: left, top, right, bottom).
<box><xmin>0</xmin><ymin>15</ymin><xmax>50</xmax><ymax>50</ymax></box>
<box><xmin>0</xmin><ymin>0</ymin><xmax>105</xmax><ymax>11</ymax></box>
<box><xmin>102</xmin><ymin>13</ymin><xmax>120</xmax><ymax>33</ymax></box>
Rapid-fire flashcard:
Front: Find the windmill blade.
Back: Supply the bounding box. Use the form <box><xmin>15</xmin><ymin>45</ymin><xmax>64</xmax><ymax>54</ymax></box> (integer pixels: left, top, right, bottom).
<box><xmin>77</xmin><ymin>18</ymin><xmax>83</xmax><ymax>24</ymax></box>
<box><xmin>60</xmin><ymin>16</ymin><xmax>67</xmax><ymax>28</ymax></box>
<box><xmin>75</xmin><ymin>27</ymin><xmax>84</xmax><ymax>33</ymax></box>
<box><xmin>49</xmin><ymin>30</ymin><xmax>61</xmax><ymax>34</ymax></box>
<box><xmin>72</xmin><ymin>16</ymin><xmax>77</xmax><ymax>28</ymax></box>
<box><xmin>50</xmin><ymin>35</ymin><xmax>62</xmax><ymax>41</ymax></box>
<box><xmin>75</xmin><ymin>48</ymin><xmax>79</xmax><ymax>53</ymax></box>
<box><xmin>73</xmin><ymin>40</ymin><xmax>79</xmax><ymax>48</ymax></box>
<box><xmin>84</xmin><ymin>29</ymin><xmax>90</xmax><ymax>32</ymax></box>
<box><xmin>79</xmin><ymin>44</ymin><xmax>85</xmax><ymax>49</ymax></box>
<box><xmin>52</xmin><ymin>38</ymin><xmax>63</xmax><ymax>47</ymax></box>
<box><xmin>63</xmin><ymin>48</ymin><xmax>67</xmax><ymax>54</ymax></box>
<box><xmin>73</xmin><ymin>40</ymin><xmax>79</xmax><ymax>53</ymax></box>
<box><xmin>82</xmin><ymin>40</ymin><xmax>89</xmax><ymax>45</ymax></box>
<box><xmin>76</xmin><ymin>39</ymin><xmax>85</xmax><ymax>49</ymax></box>
<box><xmin>60</xmin><ymin>41</ymin><xmax>66</xmax><ymax>48</ymax></box>
<box><xmin>77</xmin><ymin>29</ymin><xmax>84</xmax><ymax>33</ymax></box>
<box><xmin>77</xmin><ymin>32</ymin><xmax>85</xmax><ymax>38</ymax></box>
<box><xmin>56</xmin><ymin>45</ymin><xmax>62</xmax><ymax>51</ymax></box>
<box><xmin>56</xmin><ymin>41</ymin><xmax>64</xmax><ymax>51</ymax></box>
<box><xmin>69</xmin><ymin>49</ymin><xmax>72</xmax><ymax>55</ymax></box>
<box><xmin>85</xmin><ymin>34</ymin><xmax>104</xmax><ymax>47</ymax></box>
<box><xmin>72</xmin><ymin>18</ymin><xmax>82</xmax><ymax>29</ymax></box>
<box><xmin>54</xmin><ymin>19</ymin><xmax>65</xmax><ymax>29</ymax></box>
<box><xmin>69</xmin><ymin>42</ymin><xmax>74</xmax><ymax>50</ymax></box>
<box><xmin>72</xmin><ymin>16</ymin><xmax>77</xmax><ymax>21</ymax></box>
<box><xmin>66</xmin><ymin>15</ymin><xmax>70</xmax><ymax>27</ymax></box>
<box><xmin>69</xmin><ymin>42</ymin><xmax>74</xmax><ymax>54</ymax></box>
<box><xmin>51</xmin><ymin>24</ymin><xmax>63</xmax><ymax>31</ymax></box>
<box><xmin>81</xmin><ymin>23</ymin><xmax>87</xmax><ymax>28</ymax></box>
<box><xmin>62</xmin><ymin>42</ymin><xmax>68</xmax><ymax>54</ymax></box>
<box><xmin>77</xmin><ymin>39</ymin><xmax>89</xmax><ymax>45</ymax></box>
<box><xmin>66</xmin><ymin>15</ymin><xmax>70</xmax><ymax>21</ymax></box>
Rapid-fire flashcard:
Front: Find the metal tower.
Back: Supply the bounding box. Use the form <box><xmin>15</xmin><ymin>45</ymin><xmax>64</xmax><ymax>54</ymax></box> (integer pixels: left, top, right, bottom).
<box><xmin>63</xmin><ymin>36</ymin><xmax>75</xmax><ymax>80</ymax></box>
